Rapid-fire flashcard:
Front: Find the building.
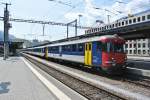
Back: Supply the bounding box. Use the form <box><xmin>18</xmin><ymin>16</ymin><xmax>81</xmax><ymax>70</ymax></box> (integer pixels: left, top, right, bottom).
<box><xmin>125</xmin><ymin>38</ymin><xmax>150</xmax><ymax>56</ymax></box>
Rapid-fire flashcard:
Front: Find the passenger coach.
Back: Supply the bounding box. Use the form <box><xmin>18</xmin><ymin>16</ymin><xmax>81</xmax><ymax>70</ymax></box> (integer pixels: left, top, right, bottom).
<box><xmin>24</xmin><ymin>35</ymin><xmax>127</xmax><ymax>74</ymax></box>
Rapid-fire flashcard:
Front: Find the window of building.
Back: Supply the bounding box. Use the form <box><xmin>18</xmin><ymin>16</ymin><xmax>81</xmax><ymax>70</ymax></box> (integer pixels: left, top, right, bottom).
<box><xmin>147</xmin><ymin>15</ymin><xmax>150</xmax><ymax>19</ymax></box>
<box><xmin>143</xmin><ymin>50</ymin><xmax>146</xmax><ymax>54</ymax></box>
<box><xmin>99</xmin><ymin>27</ymin><xmax>101</xmax><ymax>31</ymax></box>
<box><xmin>130</xmin><ymin>44</ymin><xmax>132</xmax><ymax>48</ymax></box>
<box><xmin>143</xmin><ymin>43</ymin><xmax>145</xmax><ymax>48</ymax></box>
<box><xmin>125</xmin><ymin>44</ymin><xmax>128</xmax><ymax>48</ymax></box>
<box><xmin>138</xmin><ymin>43</ymin><xmax>141</xmax><ymax>48</ymax></box>
<box><xmin>109</xmin><ymin>25</ymin><xmax>111</xmax><ymax>29</ymax></box>
<box><xmin>95</xmin><ymin>28</ymin><xmax>97</xmax><ymax>32</ymax></box>
<box><xmin>134</xmin><ymin>43</ymin><xmax>136</xmax><ymax>48</ymax></box>
<box><xmin>126</xmin><ymin>50</ymin><xmax>128</xmax><ymax>54</ymax></box>
<box><xmin>142</xmin><ymin>16</ymin><xmax>145</xmax><ymax>21</ymax></box>
<box><xmin>115</xmin><ymin>23</ymin><xmax>118</xmax><ymax>27</ymax></box>
<box><xmin>148</xmin><ymin>50</ymin><xmax>150</xmax><ymax>54</ymax></box>
<box><xmin>122</xmin><ymin>21</ymin><xmax>124</xmax><ymax>26</ymax></box>
<box><xmin>137</xmin><ymin>17</ymin><xmax>141</xmax><ymax>22</ymax></box>
<box><xmin>148</xmin><ymin>43</ymin><xmax>150</xmax><ymax>47</ymax></box>
<box><xmin>126</xmin><ymin>20</ymin><xmax>128</xmax><ymax>25</ymax></box>
<box><xmin>133</xmin><ymin>18</ymin><xmax>136</xmax><ymax>23</ymax></box>
<box><xmin>118</xmin><ymin>22</ymin><xmax>121</xmax><ymax>26</ymax></box>
<box><xmin>129</xmin><ymin>19</ymin><xmax>132</xmax><ymax>24</ymax></box>
<box><xmin>102</xmin><ymin>27</ymin><xmax>104</xmax><ymax>31</ymax></box>
<box><xmin>130</xmin><ymin>50</ymin><xmax>132</xmax><ymax>54</ymax></box>
<box><xmin>138</xmin><ymin>50</ymin><xmax>141</xmax><ymax>54</ymax></box>
<box><xmin>112</xmin><ymin>24</ymin><xmax>114</xmax><ymax>28</ymax></box>
<box><xmin>106</xmin><ymin>26</ymin><xmax>108</xmax><ymax>29</ymax></box>
<box><xmin>104</xmin><ymin>26</ymin><xmax>107</xmax><ymax>30</ymax></box>
<box><xmin>134</xmin><ymin>50</ymin><xmax>137</xmax><ymax>54</ymax></box>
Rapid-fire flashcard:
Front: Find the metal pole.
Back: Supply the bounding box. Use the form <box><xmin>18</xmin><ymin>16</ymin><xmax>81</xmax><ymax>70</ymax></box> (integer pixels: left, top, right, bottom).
<box><xmin>42</xmin><ymin>24</ymin><xmax>45</xmax><ymax>36</ymax></box>
<box><xmin>3</xmin><ymin>3</ymin><xmax>10</xmax><ymax>60</ymax></box>
<box><xmin>67</xmin><ymin>24</ymin><xmax>68</xmax><ymax>38</ymax></box>
<box><xmin>75</xmin><ymin>19</ymin><xmax>77</xmax><ymax>37</ymax></box>
<box><xmin>107</xmin><ymin>15</ymin><xmax>110</xmax><ymax>24</ymax></box>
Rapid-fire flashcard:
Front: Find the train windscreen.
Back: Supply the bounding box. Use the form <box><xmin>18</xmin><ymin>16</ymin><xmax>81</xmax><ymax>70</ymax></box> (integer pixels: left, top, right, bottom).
<box><xmin>102</xmin><ymin>42</ymin><xmax>125</xmax><ymax>53</ymax></box>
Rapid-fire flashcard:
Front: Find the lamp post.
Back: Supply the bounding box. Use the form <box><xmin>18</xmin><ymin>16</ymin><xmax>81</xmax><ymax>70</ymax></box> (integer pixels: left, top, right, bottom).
<box><xmin>93</xmin><ymin>7</ymin><xmax>118</xmax><ymax>24</ymax></box>
<box><xmin>78</xmin><ymin>14</ymin><xmax>82</xmax><ymax>26</ymax></box>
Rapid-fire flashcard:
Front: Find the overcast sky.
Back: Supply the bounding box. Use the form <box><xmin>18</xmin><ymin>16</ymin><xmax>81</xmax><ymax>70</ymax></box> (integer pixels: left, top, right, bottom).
<box><xmin>0</xmin><ymin>0</ymin><xmax>149</xmax><ymax>41</ymax></box>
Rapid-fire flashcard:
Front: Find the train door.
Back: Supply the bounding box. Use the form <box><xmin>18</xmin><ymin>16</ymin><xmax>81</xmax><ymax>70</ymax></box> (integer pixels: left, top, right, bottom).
<box><xmin>84</xmin><ymin>43</ymin><xmax>92</xmax><ymax>66</ymax></box>
<box><xmin>92</xmin><ymin>42</ymin><xmax>102</xmax><ymax>66</ymax></box>
<box><xmin>44</xmin><ymin>47</ymin><xmax>48</xmax><ymax>58</ymax></box>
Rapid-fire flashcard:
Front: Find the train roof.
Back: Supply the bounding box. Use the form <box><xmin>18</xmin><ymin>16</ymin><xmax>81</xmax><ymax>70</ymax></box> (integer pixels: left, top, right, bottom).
<box><xmin>45</xmin><ymin>35</ymin><xmax>125</xmax><ymax>47</ymax></box>
<box><xmin>117</xmin><ymin>9</ymin><xmax>150</xmax><ymax>21</ymax></box>
<box><xmin>26</xmin><ymin>34</ymin><xmax>125</xmax><ymax>49</ymax></box>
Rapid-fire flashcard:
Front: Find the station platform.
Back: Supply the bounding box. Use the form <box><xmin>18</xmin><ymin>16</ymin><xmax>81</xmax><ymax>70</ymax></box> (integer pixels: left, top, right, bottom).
<box><xmin>127</xmin><ymin>56</ymin><xmax>150</xmax><ymax>61</ymax></box>
<box><xmin>0</xmin><ymin>57</ymin><xmax>87</xmax><ymax>100</ymax></box>
<box><xmin>0</xmin><ymin>57</ymin><xmax>58</xmax><ymax>100</ymax></box>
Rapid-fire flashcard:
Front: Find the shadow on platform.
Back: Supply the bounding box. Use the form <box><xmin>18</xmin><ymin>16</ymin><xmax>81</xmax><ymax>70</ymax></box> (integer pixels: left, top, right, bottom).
<box><xmin>0</xmin><ymin>82</ymin><xmax>10</xmax><ymax>94</ymax></box>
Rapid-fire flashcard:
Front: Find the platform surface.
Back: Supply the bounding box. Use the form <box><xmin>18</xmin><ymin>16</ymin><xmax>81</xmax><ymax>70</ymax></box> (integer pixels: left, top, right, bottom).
<box><xmin>0</xmin><ymin>57</ymin><xmax>57</xmax><ymax>100</ymax></box>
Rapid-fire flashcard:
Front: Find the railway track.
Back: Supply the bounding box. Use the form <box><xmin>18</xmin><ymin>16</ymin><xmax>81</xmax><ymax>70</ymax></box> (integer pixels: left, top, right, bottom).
<box><xmin>25</xmin><ymin>53</ymin><xmax>150</xmax><ymax>91</ymax></box>
<box><xmin>23</xmin><ymin>54</ymin><xmax>124</xmax><ymax>100</ymax></box>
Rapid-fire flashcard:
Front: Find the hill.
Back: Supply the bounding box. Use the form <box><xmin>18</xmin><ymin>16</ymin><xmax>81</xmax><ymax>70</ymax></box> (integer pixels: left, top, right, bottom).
<box><xmin>0</xmin><ymin>31</ymin><xmax>16</xmax><ymax>41</ymax></box>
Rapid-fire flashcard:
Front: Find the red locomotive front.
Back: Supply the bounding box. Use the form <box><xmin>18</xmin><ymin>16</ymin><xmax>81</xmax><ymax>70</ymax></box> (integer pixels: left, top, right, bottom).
<box><xmin>100</xmin><ymin>35</ymin><xmax>127</xmax><ymax>74</ymax></box>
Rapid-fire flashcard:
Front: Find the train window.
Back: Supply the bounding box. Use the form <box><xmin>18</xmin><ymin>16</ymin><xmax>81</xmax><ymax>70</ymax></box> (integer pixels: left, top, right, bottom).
<box><xmin>89</xmin><ymin>44</ymin><xmax>91</xmax><ymax>50</ymax></box>
<box><xmin>85</xmin><ymin>44</ymin><xmax>88</xmax><ymax>51</ymax></box>
<box><xmin>102</xmin><ymin>43</ymin><xmax>107</xmax><ymax>52</ymax></box>
<box><xmin>129</xmin><ymin>19</ymin><xmax>132</xmax><ymax>24</ymax></box>
<box><xmin>126</xmin><ymin>20</ymin><xmax>128</xmax><ymax>25</ymax></box>
<box><xmin>137</xmin><ymin>17</ymin><xmax>141</xmax><ymax>22</ymax></box>
<box><xmin>133</xmin><ymin>18</ymin><xmax>136</xmax><ymax>23</ymax></box>
<box><xmin>96</xmin><ymin>42</ymin><xmax>102</xmax><ymax>51</ymax></box>
<box><xmin>78</xmin><ymin>43</ymin><xmax>84</xmax><ymax>52</ymax></box>
<box><xmin>122</xmin><ymin>22</ymin><xmax>124</xmax><ymax>26</ymax></box>
<box><xmin>72</xmin><ymin>44</ymin><xmax>76</xmax><ymax>52</ymax></box>
<box><xmin>142</xmin><ymin>16</ymin><xmax>145</xmax><ymax>21</ymax></box>
<box><xmin>114</xmin><ymin>43</ymin><xmax>125</xmax><ymax>53</ymax></box>
<box><xmin>67</xmin><ymin>45</ymin><xmax>71</xmax><ymax>52</ymax></box>
<box><xmin>147</xmin><ymin>15</ymin><xmax>150</xmax><ymax>19</ymax></box>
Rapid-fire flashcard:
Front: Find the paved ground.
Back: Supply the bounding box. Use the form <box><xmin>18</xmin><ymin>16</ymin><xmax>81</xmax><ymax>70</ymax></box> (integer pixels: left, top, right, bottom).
<box><xmin>0</xmin><ymin>57</ymin><xmax>57</xmax><ymax>100</ymax></box>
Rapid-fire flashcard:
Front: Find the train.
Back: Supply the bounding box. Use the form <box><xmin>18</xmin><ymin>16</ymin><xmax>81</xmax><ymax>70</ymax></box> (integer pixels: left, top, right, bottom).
<box><xmin>22</xmin><ymin>34</ymin><xmax>127</xmax><ymax>74</ymax></box>
<box><xmin>85</xmin><ymin>9</ymin><xmax>150</xmax><ymax>34</ymax></box>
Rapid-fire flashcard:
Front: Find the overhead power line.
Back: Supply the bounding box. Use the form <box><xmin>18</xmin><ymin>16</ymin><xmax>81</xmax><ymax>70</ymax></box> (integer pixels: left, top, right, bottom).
<box><xmin>48</xmin><ymin>0</ymin><xmax>75</xmax><ymax>8</ymax></box>
<box><xmin>0</xmin><ymin>16</ymin><xmax>91</xmax><ymax>29</ymax></box>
